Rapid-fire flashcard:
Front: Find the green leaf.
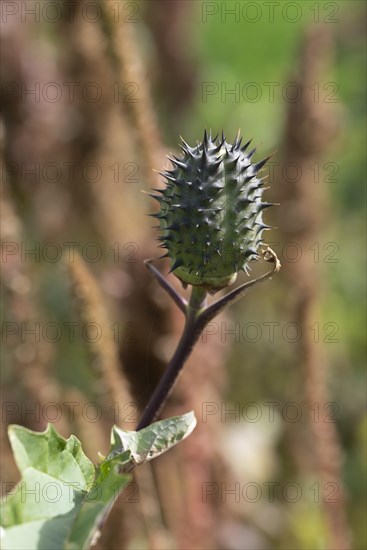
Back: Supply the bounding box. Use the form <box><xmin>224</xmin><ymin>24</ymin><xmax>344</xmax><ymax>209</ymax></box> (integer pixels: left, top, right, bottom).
<box><xmin>64</xmin><ymin>452</ymin><xmax>132</xmax><ymax>550</ymax></box>
<box><xmin>9</xmin><ymin>424</ymin><xmax>95</xmax><ymax>487</ymax></box>
<box><xmin>108</xmin><ymin>411</ymin><xmax>197</xmax><ymax>465</ymax></box>
<box><xmin>1</xmin><ymin>412</ymin><xmax>197</xmax><ymax>550</ymax></box>
<box><xmin>1</xmin><ymin>425</ymin><xmax>95</xmax><ymax>550</ymax></box>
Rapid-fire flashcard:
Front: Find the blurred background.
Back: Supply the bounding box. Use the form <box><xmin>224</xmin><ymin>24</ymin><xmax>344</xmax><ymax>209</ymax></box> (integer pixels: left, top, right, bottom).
<box><xmin>1</xmin><ymin>1</ymin><xmax>365</xmax><ymax>549</ymax></box>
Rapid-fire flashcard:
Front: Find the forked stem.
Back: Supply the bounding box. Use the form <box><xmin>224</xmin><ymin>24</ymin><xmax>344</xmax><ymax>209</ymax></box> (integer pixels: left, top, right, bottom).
<box><xmin>137</xmin><ymin>286</ymin><xmax>207</xmax><ymax>430</ymax></box>
<box><xmin>144</xmin><ymin>259</ymin><xmax>188</xmax><ymax>314</ymax></box>
<box><xmin>198</xmin><ymin>247</ymin><xmax>281</xmax><ymax>327</ymax></box>
<box><xmin>137</xmin><ymin>248</ymin><xmax>280</xmax><ymax>430</ymax></box>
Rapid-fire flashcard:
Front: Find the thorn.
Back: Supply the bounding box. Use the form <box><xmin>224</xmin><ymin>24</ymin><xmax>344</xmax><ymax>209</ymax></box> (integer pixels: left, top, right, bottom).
<box><xmin>169</xmin><ymin>258</ymin><xmax>184</xmax><ymax>273</ymax></box>
<box><xmin>211</xmin><ymin>146</ymin><xmax>221</xmax><ymax>156</ymax></box>
<box><xmin>167</xmin><ymin>156</ymin><xmax>187</xmax><ymax>170</ymax></box>
<box><xmin>144</xmin><ymin>192</ymin><xmax>163</xmax><ymax>202</ymax></box>
<box><xmin>254</xmin><ymin>156</ymin><xmax>270</xmax><ymax>172</ymax></box>
<box><xmin>244</xmin><ymin>247</ymin><xmax>259</xmax><ymax>258</ymax></box>
<box><xmin>179</xmin><ymin>136</ymin><xmax>191</xmax><ymax>148</ymax></box>
<box><xmin>246</xmin><ymin>147</ymin><xmax>257</xmax><ymax>159</ymax></box>
<box><xmin>259</xmin><ymin>202</ymin><xmax>278</xmax><ymax>209</ymax></box>
<box><xmin>231</xmin><ymin>129</ymin><xmax>242</xmax><ymax>151</ymax></box>
<box><xmin>241</xmin><ymin>139</ymin><xmax>253</xmax><ymax>152</ymax></box>
<box><xmin>149</xmin><ymin>212</ymin><xmax>166</xmax><ymax>219</ymax></box>
<box><xmin>203</xmin><ymin>129</ymin><xmax>209</xmax><ymax>147</ymax></box>
<box><xmin>223</xmin><ymin>142</ymin><xmax>230</xmax><ymax>155</ymax></box>
<box><xmin>158</xmin><ymin>234</ymin><xmax>173</xmax><ymax>242</ymax></box>
<box><xmin>255</xmin><ymin>222</ymin><xmax>272</xmax><ymax>230</ymax></box>
<box><xmin>226</xmin><ymin>155</ymin><xmax>240</xmax><ymax>170</ymax></box>
<box><xmin>159</xmin><ymin>171</ymin><xmax>177</xmax><ymax>183</ymax></box>
<box><xmin>179</xmin><ymin>136</ymin><xmax>196</xmax><ymax>154</ymax></box>
<box><xmin>212</xmin><ymin>138</ymin><xmax>225</xmax><ymax>153</ymax></box>
<box><xmin>179</xmin><ymin>144</ymin><xmax>195</xmax><ymax>157</ymax></box>
<box><xmin>201</xmin><ymin>147</ymin><xmax>209</xmax><ymax>166</ymax></box>
<box><xmin>165</xmin><ymin>222</ymin><xmax>180</xmax><ymax>231</ymax></box>
<box><xmin>238</xmin><ymin>197</ymin><xmax>254</xmax><ymax>206</ymax></box>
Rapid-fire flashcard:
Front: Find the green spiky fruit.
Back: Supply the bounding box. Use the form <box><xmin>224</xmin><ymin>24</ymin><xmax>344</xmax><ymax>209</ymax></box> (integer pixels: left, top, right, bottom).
<box><xmin>150</xmin><ymin>131</ymin><xmax>273</xmax><ymax>291</ymax></box>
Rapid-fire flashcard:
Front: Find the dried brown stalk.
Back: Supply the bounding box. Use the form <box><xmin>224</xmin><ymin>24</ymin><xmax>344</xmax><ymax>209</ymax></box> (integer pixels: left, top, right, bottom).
<box><xmin>275</xmin><ymin>26</ymin><xmax>351</xmax><ymax>550</ymax></box>
<box><xmin>65</xmin><ymin>252</ymin><xmax>131</xmax><ymax>413</ymax></box>
<box><xmin>102</xmin><ymin>0</ymin><xmax>166</xmax><ymax>189</ymax></box>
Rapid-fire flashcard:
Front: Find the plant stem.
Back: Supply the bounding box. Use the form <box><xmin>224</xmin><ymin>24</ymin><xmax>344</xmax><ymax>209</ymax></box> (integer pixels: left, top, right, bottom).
<box><xmin>137</xmin><ymin>248</ymin><xmax>280</xmax><ymax>430</ymax></box>
<box><xmin>144</xmin><ymin>259</ymin><xmax>188</xmax><ymax>313</ymax></box>
<box><xmin>137</xmin><ymin>286</ymin><xmax>207</xmax><ymax>430</ymax></box>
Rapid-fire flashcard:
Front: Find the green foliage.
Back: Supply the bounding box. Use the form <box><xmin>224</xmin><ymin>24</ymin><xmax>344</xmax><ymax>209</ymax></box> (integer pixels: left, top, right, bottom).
<box><xmin>1</xmin><ymin>413</ymin><xmax>196</xmax><ymax>550</ymax></box>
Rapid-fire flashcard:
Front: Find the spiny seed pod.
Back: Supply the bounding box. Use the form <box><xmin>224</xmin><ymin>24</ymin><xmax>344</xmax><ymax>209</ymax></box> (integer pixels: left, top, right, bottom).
<box><xmin>150</xmin><ymin>130</ymin><xmax>273</xmax><ymax>291</ymax></box>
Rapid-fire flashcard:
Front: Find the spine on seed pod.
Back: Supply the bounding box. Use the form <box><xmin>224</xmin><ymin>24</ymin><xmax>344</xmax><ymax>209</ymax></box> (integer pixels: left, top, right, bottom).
<box><xmin>150</xmin><ymin>130</ymin><xmax>273</xmax><ymax>292</ymax></box>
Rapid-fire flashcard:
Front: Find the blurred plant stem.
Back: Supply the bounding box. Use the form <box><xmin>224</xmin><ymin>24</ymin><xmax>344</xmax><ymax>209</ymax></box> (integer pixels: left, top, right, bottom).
<box><xmin>101</xmin><ymin>0</ymin><xmax>166</xmax><ymax>188</ymax></box>
<box><xmin>137</xmin><ymin>285</ymin><xmax>207</xmax><ymax>430</ymax></box>
<box><xmin>66</xmin><ymin>252</ymin><xmax>131</xmax><ymax>414</ymax></box>
<box><xmin>138</xmin><ymin>249</ymin><xmax>280</xmax><ymax>429</ymax></box>
<box><xmin>275</xmin><ymin>25</ymin><xmax>351</xmax><ymax>550</ymax></box>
